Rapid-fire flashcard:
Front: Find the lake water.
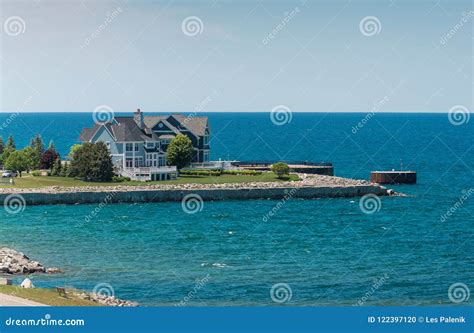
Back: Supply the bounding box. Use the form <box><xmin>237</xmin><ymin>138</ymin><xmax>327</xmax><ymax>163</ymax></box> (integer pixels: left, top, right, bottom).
<box><xmin>0</xmin><ymin>112</ymin><xmax>472</xmax><ymax>306</ymax></box>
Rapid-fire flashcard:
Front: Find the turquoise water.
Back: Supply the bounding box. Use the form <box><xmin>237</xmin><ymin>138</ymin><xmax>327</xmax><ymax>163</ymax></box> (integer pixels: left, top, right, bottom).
<box><xmin>0</xmin><ymin>112</ymin><xmax>472</xmax><ymax>306</ymax></box>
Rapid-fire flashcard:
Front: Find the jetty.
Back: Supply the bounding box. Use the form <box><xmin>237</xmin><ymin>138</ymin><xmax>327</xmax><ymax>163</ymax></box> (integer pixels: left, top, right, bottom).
<box><xmin>0</xmin><ymin>174</ymin><xmax>393</xmax><ymax>206</ymax></box>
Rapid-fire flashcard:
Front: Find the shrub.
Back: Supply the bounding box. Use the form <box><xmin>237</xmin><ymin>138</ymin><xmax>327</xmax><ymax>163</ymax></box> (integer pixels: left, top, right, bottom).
<box><xmin>179</xmin><ymin>169</ymin><xmax>221</xmax><ymax>176</ymax></box>
<box><xmin>112</xmin><ymin>176</ymin><xmax>130</xmax><ymax>182</ymax></box>
<box><xmin>221</xmin><ymin>169</ymin><xmax>262</xmax><ymax>176</ymax></box>
<box><xmin>31</xmin><ymin>170</ymin><xmax>41</xmax><ymax>177</ymax></box>
<box><xmin>271</xmin><ymin>162</ymin><xmax>290</xmax><ymax>179</ymax></box>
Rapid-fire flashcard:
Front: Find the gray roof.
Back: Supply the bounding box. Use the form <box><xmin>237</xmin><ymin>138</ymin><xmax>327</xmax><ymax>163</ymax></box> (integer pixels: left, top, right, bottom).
<box><xmin>144</xmin><ymin>114</ymin><xmax>209</xmax><ymax>137</ymax></box>
<box><xmin>80</xmin><ymin>114</ymin><xmax>209</xmax><ymax>143</ymax></box>
<box><xmin>80</xmin><ymin>117</ymin><xmax>160</xmax><ymax>143</ymax></box>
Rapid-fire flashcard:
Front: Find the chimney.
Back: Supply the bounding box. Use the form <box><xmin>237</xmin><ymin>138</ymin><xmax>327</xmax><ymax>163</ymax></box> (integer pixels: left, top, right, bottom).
<box><xmin>134</xmin><ymin>108</ymin><xmax>144</xmax><ymax>129</ymax></box>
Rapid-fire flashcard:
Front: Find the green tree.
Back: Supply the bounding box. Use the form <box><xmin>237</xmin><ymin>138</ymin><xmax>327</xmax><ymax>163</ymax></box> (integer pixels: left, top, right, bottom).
<box><xmin>166</xmin><ymin>134</ymin><xmax>194</xmax><ymax>169</ymax></box>
<box><xmin>48</xmin><ymin>140</ymin><xmax>55</xmax><ymax>150</ymax></box>
<box><xmin>0</xmin><ymin>136</ymin><xmax>4</xmax><ymax>155</ymax></box>
<box><xmin>22</xmin><ymin>146</ymin><xmax>39</xmax><ymax>172</ymax></box>
<box><xmin>6</xmin><ymin>135</ymin><xmax>15</xmax><ymax>150</ymax></box>
<box><xmin>4</xmin><ymin>150</ymin><xmax>29</xmax><ymax>177</ymax></box>
<box><xmin>271</xmin><ymin>162</ymin><xmax>290</xmax><ymax>179</ymax></box>
<box><xmin>68</xmin><ymin>144</ymin><xmax>82</xmax><ymax>159</ymax></box>
<box><xmin>2</xmin><ymin>135</ymin><xmax>16</xmax><ymax>163</ymax></box>
<box><xmin>30</xmin><ymin>134</ymin><xmax>44</xmax><ymax>169</ymax></box>
<box><xmin>70</xmin><ymin>142</ymin><xmax>113</xmax><ymax>181</ymax></box>
<box><xmin>60</xmin><ymin>161</ymin><xmax>68</xmax><ymax>177</ymax></box>
<box><xmin>51</xmin><ymin>157</ymin><xmax>62</xmax><ymax>176</ymax></box>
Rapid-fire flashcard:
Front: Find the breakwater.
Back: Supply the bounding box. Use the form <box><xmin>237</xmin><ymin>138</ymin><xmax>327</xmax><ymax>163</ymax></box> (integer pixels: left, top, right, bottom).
<box><xmin>0</xmin><ymin>185</ymin><xmax>389</xmax><ymax>206</ymax></box>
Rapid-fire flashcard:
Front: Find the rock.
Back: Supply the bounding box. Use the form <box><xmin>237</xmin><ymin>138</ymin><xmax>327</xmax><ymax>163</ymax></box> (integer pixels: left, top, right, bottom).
<box><xmin>20</xmin><ymin>278</ymin><xmax>35</xmax><ymax>289</ymax></box>
<box><xmin>73</xmin><ymin>290</ymin><xmax>138</xmax><ymax>307</ymax></box>
<box><xmin>0</xmin><ymin>247</ymin><xmax>60</xmax><ymax>275</ymax></box>
<box><xmin>0</xmin><ymin>278</ymin><xmax>12</xmax><ymax>285</ymax></box>
<box><xmin>46</xmin><ymin>267</ymin><xmax>63</xmax><ymax>274</ymax></box>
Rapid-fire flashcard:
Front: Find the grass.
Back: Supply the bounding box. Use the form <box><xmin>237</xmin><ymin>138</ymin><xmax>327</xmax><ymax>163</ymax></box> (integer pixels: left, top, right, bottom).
<box><xmin>0</xmin><ymin>285</ymin><xmax>101</xmax><ymax>306</ymax></box>
<box><xmin>0</xmin><ymin>172</ymin><xmax>300</xmax><ymax>188</ymax></box>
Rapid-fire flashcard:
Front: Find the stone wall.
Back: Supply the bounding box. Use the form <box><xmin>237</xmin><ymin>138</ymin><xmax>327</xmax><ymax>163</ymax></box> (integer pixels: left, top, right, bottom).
<box><xmin>0</xmin><ymin>185</ymin><xmax>388</xmax><ymax>206</ymax></box>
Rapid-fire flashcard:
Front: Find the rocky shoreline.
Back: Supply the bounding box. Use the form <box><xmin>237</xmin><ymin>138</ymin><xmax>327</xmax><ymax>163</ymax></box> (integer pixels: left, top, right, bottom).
<box><xmin>75</xmin><ymin>291</ymin><xmax>138</xmax><ymax>307</ymax></box>
<box><xmin>0</xmin><ymin>248</ymin><xmax>62</xmax><ymax>275</ymax></box>
<box><xmin>0</xmin><ymin>174</ymin><xmax>396</xmax><ymax>206</ymax></box>
<box><xmin>0</xmin><ymin>174</ymin><xmax>388</xmax><ymax>194</ymax></box>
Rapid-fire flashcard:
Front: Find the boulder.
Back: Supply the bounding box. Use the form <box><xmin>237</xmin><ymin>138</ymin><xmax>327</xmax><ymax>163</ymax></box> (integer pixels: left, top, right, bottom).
<box><xmin>20</xmin><ymin>278</ymin><xmax>35</xmax><ymax>289</ymax></box>
<box><xmin>0</xmin><ymin>247</ymin><xmax>60</xmax><ymax>275</ymax></box>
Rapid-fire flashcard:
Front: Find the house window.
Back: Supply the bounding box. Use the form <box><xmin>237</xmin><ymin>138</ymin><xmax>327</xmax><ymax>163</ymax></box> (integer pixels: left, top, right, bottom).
<box><xmin>135</xmin><ymin>143</ymin><xmax>139</xmax><ymax>152</ymax></box>
<box><xmin>134</xmin><ymin>157</ymin><xmax>143</xmax><ymax>167</ymax></box>
<box><xmin>105</xmin><ymin>141</ymin><xmax>111</xmax><ymax>150</ymax></box>
<box><xmin>146</xmin><ymin>142</ymin><xmax>155</xmax><ymax>148</ymax></box>
<box><xmin>126</xmin><ymin>158</ymin><xmax>133</xmax><ymax>168</ymax></box>
<box><xmin>146</xmin><ymin>153</ymin><xmax>158</xmax><ymax>167</ymax></box>
<box><xmin>203</xmin><ymin>151</ymin><xmax>210</xmax><ymax>162</ymax></box>
<box><xmin>126</xmin><ymin>143</ymin><xmax>133</xmax><ymax>152</ymax></box>
<box><xmin>204</xmin><ymin>134</ymin><xmax>209</xmax><ymax>145</ymax></box>
<box><xmin>158</xmin><ymin>156</ymin><xmax>165</xmax><ymax>166</ymax></box>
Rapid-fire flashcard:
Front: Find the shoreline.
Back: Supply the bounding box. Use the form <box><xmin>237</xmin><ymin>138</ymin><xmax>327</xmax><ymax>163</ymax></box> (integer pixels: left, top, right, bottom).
<box><xmin>0</xmin><ymin>174</ymin><xmax>393</xmax><ymax>206</ymax></box>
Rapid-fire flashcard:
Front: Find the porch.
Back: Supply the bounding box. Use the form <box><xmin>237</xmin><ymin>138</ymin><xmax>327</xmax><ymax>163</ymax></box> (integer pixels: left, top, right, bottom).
<box><xmin>117</xmin><ymin>166</ymin><xmax>178</xmax><ymax>182</ymax></box>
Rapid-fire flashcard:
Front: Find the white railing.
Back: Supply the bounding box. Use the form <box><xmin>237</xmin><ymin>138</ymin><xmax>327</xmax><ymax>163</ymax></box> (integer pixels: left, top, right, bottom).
<box><xmin>126</xmin><ymin>166</ymin><xmax>177</xmax><ymax>173</ymax></box>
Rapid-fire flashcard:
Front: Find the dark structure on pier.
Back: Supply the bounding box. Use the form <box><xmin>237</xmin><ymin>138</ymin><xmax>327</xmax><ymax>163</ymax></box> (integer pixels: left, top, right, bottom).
<box><xmin>370</xmin><ymin>171</ymin><xmax>416</xmax><ymax>184</ymax></box>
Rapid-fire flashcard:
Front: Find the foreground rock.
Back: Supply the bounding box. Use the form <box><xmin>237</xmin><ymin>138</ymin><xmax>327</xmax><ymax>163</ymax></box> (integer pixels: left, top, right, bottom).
<box><xmin>0</xmin><ymin>248</ymin><xmax>62</xmax><ymax>275</ymax></box>
<box><xmin>75</xmin><ymin>291</ymin><xmax>139</xmax><ymax>307</ymax></box>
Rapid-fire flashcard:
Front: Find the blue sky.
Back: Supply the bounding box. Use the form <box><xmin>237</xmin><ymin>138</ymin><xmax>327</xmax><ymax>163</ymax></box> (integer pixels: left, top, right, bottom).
<box><xmin>0</xmin><ymin>0</ymin><xmax>472</xmax><ymax>113</ymax></box>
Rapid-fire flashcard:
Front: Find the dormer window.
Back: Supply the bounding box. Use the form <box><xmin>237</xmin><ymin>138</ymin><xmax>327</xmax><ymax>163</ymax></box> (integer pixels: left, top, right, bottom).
<box><xmin>204</xmin><ymin>133</ymin><xmax>210</xmax><ymax>145</ymax></box>
<box><xmin>146</xmin><ymin>142</ymin><xmax>155</xmax><ymax>148</ymax></box>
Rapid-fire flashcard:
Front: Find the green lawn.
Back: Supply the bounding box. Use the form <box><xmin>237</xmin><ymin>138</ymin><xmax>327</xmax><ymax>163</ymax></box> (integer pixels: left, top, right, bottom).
<box><xmin>0</xmin><ymin>172</ymin><xmax>300</xmax><ymax>188</ymax></box>
<box><xmin>0</xmin><ymin>285</ymin><xmax>101</xmax><ymax>306</ymax></box>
